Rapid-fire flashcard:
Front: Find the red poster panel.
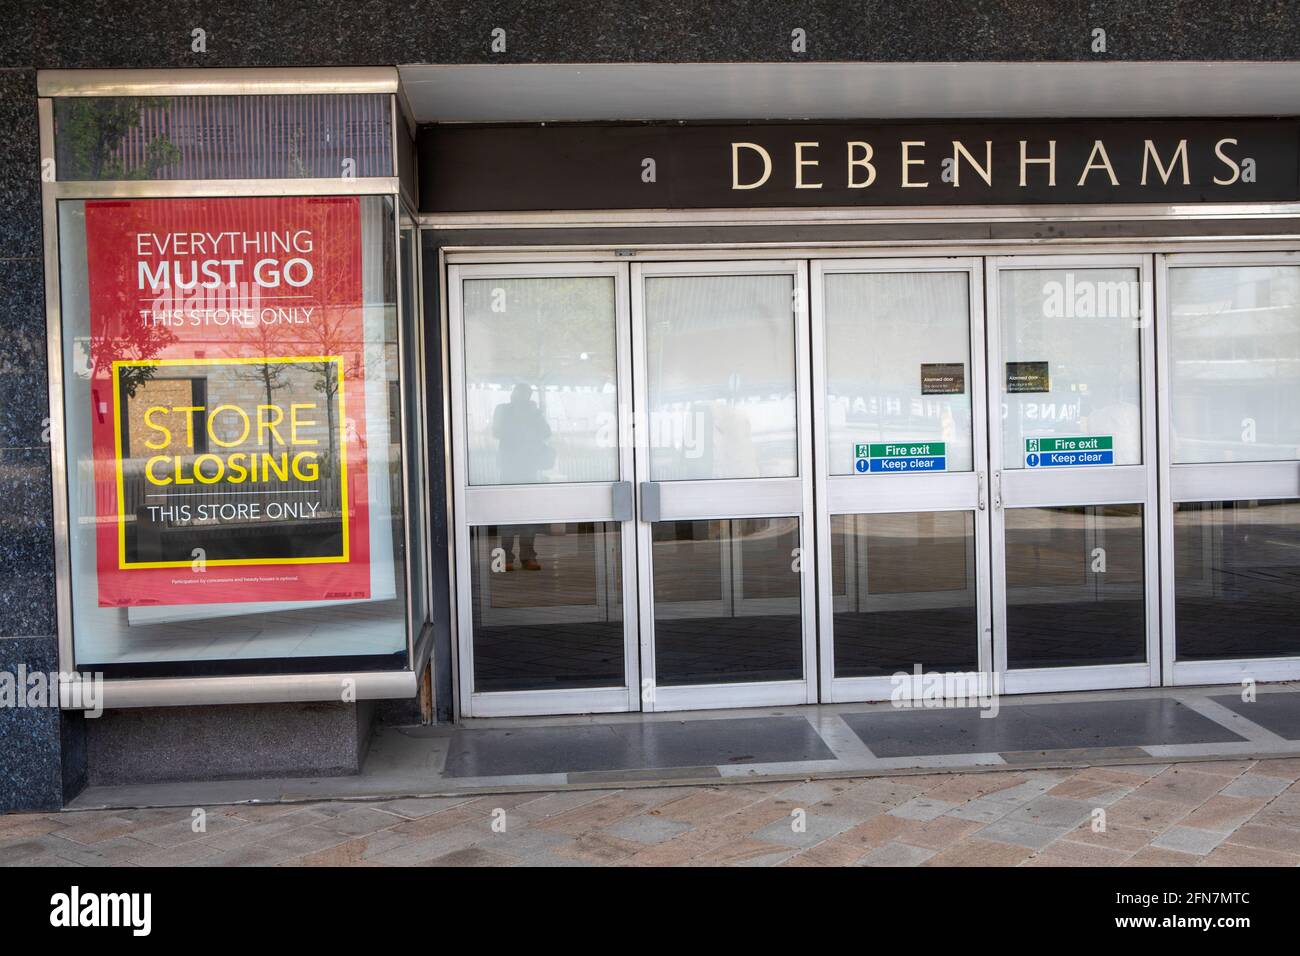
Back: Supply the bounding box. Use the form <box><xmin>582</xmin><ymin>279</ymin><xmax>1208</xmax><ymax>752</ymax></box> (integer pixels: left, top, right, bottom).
<box><xmin>83</xmin><ymin>196</ymin><xmax>372</xmax><ymax>607</ymax></box>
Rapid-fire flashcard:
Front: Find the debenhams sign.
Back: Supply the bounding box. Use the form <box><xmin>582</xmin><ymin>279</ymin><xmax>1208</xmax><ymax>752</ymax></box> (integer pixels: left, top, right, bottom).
<box><xmin>421</xmin><ymin>119</ymin><xmax>1300</xmax><ymax>213</ymax></box>
<box><xmin>728</xmin><ymin>136</ymin><xmax>1256</xmax><ymax>191</ymax></box>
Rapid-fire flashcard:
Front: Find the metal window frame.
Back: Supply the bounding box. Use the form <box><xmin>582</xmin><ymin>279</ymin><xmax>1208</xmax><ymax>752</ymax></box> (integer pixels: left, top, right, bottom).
<box><xmin>400</xmin><ymin>202</ymin><xmax>438</xmax><ymax>695</ymax></box>
<box><xmin>39</xmin><ymin>69</ymin><xmax>421</xmax><ymax>709</ymax></box>
<box><xmin>434</xmin><ymin>244</ymin><xmax>461</xmax><ymax>720</ymax></box>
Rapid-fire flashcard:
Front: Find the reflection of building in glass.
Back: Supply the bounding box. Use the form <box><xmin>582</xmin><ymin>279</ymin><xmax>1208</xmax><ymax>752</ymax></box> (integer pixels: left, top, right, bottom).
<box><xmin>54</xmin><ymin>94</ymin><xmax>392</xmax><ymax>181</ymax></box>
<box><xmin>1170</xmin><ymin>266</ymin><xmax>1300</xmax><ymax>462</ymax></box>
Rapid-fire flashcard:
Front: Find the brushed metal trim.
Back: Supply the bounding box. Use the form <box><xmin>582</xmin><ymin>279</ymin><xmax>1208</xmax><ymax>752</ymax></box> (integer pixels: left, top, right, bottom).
<box><xmin>413</xmin><ymin>621</ymin><xmax>436</xmax><ymax>678</ymax></box>
<box><xmin>392</xmin><ymin>198</ymin><xmax>416</xmax><ymax>669</ymax></box>
<box><xmin>419</xmin><ymin>201</ymin><xmax>1300</xmax><ymax>230</ymax></box>
<box><xmin>66</xmin><ymin>670</ymin><xmax>418</xmax><ymax>710</ymax></box>
<box><xmin>40</xmin><ymin>98</ymin><xmax>76</xmax><ymax>674</ymax></box>
<box><xmin>52</xmin><ymin>178</ymin><xmax>400</xmax><ymax>199</ymax></box>
<box><xmin>439</xmin><ymin>237</ymin><xmax>1300</xmax><ymax>261</ymax></box>
<box><xmin>37</xmin><ymin>67</ymin><xmax>399</xmax><ymax>98</ymax></box>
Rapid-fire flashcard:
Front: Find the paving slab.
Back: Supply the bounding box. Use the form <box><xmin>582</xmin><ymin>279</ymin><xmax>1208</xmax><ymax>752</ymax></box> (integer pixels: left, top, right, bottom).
<box><xmin>9</xmin><ymin>755</ymin><xmax>1300</xmax><ymax>867</ymax></box>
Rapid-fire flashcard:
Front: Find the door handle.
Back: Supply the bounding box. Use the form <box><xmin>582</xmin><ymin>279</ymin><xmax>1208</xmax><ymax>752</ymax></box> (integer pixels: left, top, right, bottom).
<box><xmin>639</xmin><ymin>481</ymin><xmax>661</xmax><ymax>523</ymax></box>
<box><xmin>993</xmin><ymin>471</ymin><xmax>1003</xmax><ymax>511</ymax></box>
<box><xmin>977</xmin><ymin>472</ymin><xmax>986</xmax><ymax>511</ymax></box>
<box><xmin>611</xmin><ymin>481</ymin><xmax>634</xmax><ymax>522</ymax></box>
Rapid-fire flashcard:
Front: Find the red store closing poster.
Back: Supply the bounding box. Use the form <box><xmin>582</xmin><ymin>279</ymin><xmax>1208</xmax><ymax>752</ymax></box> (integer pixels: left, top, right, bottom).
<box><xmin>83</xmin><ymin>195</ymin><xmax>372</xmax><ymax>607</ymax></box>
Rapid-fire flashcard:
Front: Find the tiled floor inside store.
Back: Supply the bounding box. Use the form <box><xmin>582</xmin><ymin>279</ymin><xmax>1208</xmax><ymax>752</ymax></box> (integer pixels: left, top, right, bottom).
<box><xmin>3</xmin><ymin>684</ymin><xmax>1300</xmax><ymax>866</ymax></box>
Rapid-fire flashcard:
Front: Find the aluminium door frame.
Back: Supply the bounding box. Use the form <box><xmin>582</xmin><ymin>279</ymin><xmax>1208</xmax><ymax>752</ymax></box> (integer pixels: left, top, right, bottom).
<box><xmin>630</xmin><ymin>258</ymin><xmax>819</xmax><ymax>711</ymax></box>
<box><xmin>447</xmin><ymin>260</ymin><xmax>640</xmax><ymax>717</ymax></box>
<box><xmin>985</xmin><ymin>253</ymin><xmax>1162</xmax><ymax>694</ymax></box>
<box><xmin>1156</xmin><ymin>249</ymin><xmax>1300</xmax><ymax>686</ymax></box>
<box><xmin>810</xmin><ymin>256</ymin><xmax>994</xmax><ymax>703</ymax></box>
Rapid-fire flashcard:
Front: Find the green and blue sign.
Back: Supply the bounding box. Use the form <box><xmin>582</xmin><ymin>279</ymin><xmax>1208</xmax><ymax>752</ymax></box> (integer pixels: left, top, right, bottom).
<box><xmin>1025</xmin><ymin>435</ymin><xmax>1113</xmax><ymax>468</ymax></box>
<box><xmin>854</xmin><ymin>442</ymin><xmax>946</xmax><ymax>474</ymax></box>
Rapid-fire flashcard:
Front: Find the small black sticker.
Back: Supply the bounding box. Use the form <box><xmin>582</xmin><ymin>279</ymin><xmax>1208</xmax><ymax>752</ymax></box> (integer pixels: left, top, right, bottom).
<box><xmin>1006</xmin><ymin>361</ymin><xmax>1051</xmax><ymax>393</ymax></box>
<box><xmin>921</xmin><ymin>362</ymin><xmax>966</xmax><ymax>395</ymax></box>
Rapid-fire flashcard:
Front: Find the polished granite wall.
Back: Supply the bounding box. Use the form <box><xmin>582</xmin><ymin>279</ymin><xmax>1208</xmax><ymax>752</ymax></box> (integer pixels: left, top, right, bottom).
<box><xmin>3</xmin><ymin>1</ymin><xmax>1299</xmax><ymax>810</ymax></box>
<box><xmin>0</xmin><ymin>67</ymin><xmax>84</xmax><ymax>812</ymax></box>
<box><xmin>5</xmin><ymin>1</ymin><xmax>1300</xmax><ymax>65</ymax></box>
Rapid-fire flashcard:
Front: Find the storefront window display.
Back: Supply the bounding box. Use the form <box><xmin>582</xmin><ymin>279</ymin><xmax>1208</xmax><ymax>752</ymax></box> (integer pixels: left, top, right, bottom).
<box><xmin>56</xmin><ymin>193</ymin><xmax>414</xmax><ymax>677</ymax></box>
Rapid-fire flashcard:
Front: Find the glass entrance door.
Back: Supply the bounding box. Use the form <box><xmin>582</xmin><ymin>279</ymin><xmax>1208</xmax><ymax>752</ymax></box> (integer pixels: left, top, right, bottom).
<box><xmin>986</xmin><ymin>255</ymin><xmax>1160</xmax><ymax>693</ymax></box>
<box><xmin>448</xmin><ymin>263</ymin><xmax>639</xmax><ymax>716</ymax></box>
<box><xmin>447</xmin><ymin>249</ymin><xmax>1295</xmax><ymax>717</ymax></box>
<box><xmin>451</xmin><ymin>258</ymin><xmax>817</xmax><ymax>715</ymax></box>
<box><xmin>1157</xmin><ymin>252</ymin><xmax>1300</xmax><ymax>685</ymax></box>
<box><xmin>632</xmin><ymin>261</ymin><xmax>817</xmax><ymax>710</ymax></box>
<box><xmin>812</xmin><ymin>259</ymin><xmax>992</xmax><ymax>702</ymax></box>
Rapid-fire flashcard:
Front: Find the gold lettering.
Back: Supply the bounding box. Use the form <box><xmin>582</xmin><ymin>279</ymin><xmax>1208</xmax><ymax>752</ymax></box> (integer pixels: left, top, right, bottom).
<box><xmin>901</xmin><ymin>141</ymin><xmax>928</xmax><ymax>187</ymax></box>
<box><xmin>951</xmin><ymin>140</ymin><xmax>993</xmax><ymax>187</ymax></box>
<box><xmin>1213</xmin><ymin>138</ymin><xmax>1241</xmax><ymax>185</ymax></box>
<box><xmin>730</xmin><ymin>142</ymin><xmax>772</xmax><ymax>190</ymax></box>
<box><xmin>1141</xmin><ymin>139</ymin><xmax>1190</xmax><ymax>186</ymax></box>
<box><xmin>794</xmin><ymin>141</ymin><xmax>822</xmax><ymax>189</ymax></box>
<box><xmin>1077</xmin><ymin>140</ymin><xmax>1119</xmax><ymax>186</ymax></box>
<box><xmin>1013</xmin><ymin>140</ymin><xmax>1055</xmax><ymax>187</ymax></box>
<box><xmin>1019</xmin><ymin>140</ymin><xmax>1057</xmax><ymax>187</ymax></box>
<box><xmin>847</xmin><ymin>142</ymin><xmax>876</xmax><ymax>188</ymax></box>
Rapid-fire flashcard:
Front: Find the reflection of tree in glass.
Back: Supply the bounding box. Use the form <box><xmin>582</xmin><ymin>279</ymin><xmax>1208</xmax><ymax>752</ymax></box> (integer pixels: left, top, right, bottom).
<box><xmin>57</xmin><ymin>98</ymin><xmax>181</xmax><ymax>180</ymax></box>
<box><xmin>292</xmin><ymin>200</ymin><xmax>373</xmax><ymax>478</ymax></box>
<box><xmin>300</xmin><ymin>307</ymin><xmax>362</xmax><ymax>478</ymax></box>
<box><xmin>471</xmin><ymin>277</ymin><xmax>615</xmax><ymax>390</ymax></box>
<box><xmin>234</xmin><ymin>322</ymin><xmax>289</xmax><ymax>454</ymax></box>
<box><xmin>286</xmin><ymin>127</ymin><xmax>309</xmax><ymax>179</ymax></box>
<box><xmin>84</xmin><ymin>316</ymin><xmax>177</xmax><ymax>399</ymax></box>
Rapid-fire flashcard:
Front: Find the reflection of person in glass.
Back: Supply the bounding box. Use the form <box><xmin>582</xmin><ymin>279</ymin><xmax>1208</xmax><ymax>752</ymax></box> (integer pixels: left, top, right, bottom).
<box><xmin>1080</xmin><ymin>380</ymin><xmax>1141</xmax><ymax>464</ymax></box>
<box><xmin>493</xmin><ymin>383</ymin><xmax>552</xmax><ymax>570</ymax></box>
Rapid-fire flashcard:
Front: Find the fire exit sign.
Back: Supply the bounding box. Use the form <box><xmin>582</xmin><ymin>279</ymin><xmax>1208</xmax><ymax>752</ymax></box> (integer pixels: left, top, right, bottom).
<box><xmin>854</xmin><ymin>442</ymin><xmax>947</xmax><ymax>474</ymax></box>
<box><xmin>1025</xmin><ymin>436</ymin><xmax>1114</xmax><ymax>467</ymax></box>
